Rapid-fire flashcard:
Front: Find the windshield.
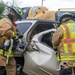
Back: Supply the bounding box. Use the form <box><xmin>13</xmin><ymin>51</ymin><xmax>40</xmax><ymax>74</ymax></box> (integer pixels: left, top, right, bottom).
<box><xmin>55</xmin><ymin>11</ymin><xmax>75</xmax><ymax>22</ymax></box>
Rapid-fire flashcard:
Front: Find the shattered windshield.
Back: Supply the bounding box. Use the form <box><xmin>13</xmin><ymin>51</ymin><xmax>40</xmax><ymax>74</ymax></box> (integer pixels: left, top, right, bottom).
<box><xmin>55</xmin><ymin>11</ymin><xmax>75</xmax><ymax>22</ymax></box>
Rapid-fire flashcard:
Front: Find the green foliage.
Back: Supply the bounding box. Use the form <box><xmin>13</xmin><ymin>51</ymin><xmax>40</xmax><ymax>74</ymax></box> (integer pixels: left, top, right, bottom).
<box><xmin>0</xmin><ymin>0</ymin><xmax>6</xmax><ymax>19</ymax></box>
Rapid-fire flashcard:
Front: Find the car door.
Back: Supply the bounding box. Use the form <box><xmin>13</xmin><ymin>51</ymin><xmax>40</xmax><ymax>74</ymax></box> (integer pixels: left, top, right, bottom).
<box><xmin>23</xmin><ymin>29</ymin><xmax>60</xmax><ymax>75</ymax></box>
<box><xmin>15</xmin><ymin>20</ymin><xmax>37</xmax><ymax>57</ymax></box>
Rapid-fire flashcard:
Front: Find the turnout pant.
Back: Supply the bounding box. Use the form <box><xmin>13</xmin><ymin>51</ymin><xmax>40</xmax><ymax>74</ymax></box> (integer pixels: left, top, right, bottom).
<box><xmin>72</xmin><ymin>67</ymin><xmax>75</xmax><ymax>75</ymax></box>
<box><xmin>6</xmin><ymin>57</ymin><xmax>16</xmax><ymax>75</ymax></box>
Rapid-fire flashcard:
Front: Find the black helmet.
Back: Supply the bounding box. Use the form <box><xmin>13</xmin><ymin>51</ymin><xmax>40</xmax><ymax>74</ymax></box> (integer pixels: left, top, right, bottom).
<box><xmin>9</xmin><ymin>6</ymin><xmax>23</xmax><ymax>20</ymax></box>
<box><xmin>59</xmin><ymin>13</ymin><xmax>74</xmax><ymax>23</ymax></box>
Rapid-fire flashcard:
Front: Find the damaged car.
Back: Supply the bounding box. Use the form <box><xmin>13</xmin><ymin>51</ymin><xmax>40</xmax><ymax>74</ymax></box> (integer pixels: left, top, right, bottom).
<box><xmin>15</xmin><ymin>19</ymin><xmax>60</xmax><ymax>75</ymax></box>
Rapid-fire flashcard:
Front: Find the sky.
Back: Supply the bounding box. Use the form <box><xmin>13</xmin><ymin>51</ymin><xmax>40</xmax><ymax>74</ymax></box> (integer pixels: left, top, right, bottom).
<box><xmin>3</xmin><ymin>0</ymin><xmax>75</xmax><ymax>10</ymax></box>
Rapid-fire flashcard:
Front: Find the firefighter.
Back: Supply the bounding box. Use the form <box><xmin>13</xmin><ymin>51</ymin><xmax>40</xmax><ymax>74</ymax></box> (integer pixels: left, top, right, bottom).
<box><xmin>0</xmin><ymin>6</ymin><xmax>23</xmax><ymax>75</ymax></box>
<box><xmin>52</xmin><ymin>13</ymin><xmax>75</xmax><ymax>75</ymax></box>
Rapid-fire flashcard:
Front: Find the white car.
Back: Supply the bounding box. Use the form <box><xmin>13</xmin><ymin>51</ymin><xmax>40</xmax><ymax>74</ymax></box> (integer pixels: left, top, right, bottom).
<box><xmin>15</xmin><ymin>19</ymin><xmax>60</xmax><ymax>75</ymax></box>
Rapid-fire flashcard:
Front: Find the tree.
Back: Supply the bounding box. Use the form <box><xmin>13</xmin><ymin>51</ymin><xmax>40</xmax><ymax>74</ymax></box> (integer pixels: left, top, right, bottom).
<box><xmin>11</xmin><ymin>0</ymin><xmax>22</xmax><ymax>7</ymax></box>
<box><xmin>0</xmin><ymin>0</ymin><xmax>6</xmax><ymax>19</ymax></box>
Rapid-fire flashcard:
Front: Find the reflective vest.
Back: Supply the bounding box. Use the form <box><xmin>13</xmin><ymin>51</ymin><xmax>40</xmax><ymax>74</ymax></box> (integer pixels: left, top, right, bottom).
<box><xmin>60</xmin><ymin>22</ymin><xmax>75</xmax><ymax>53</ymax></box>
<box><xmin>0</xmin><ymin>39</ymin><xmax>15</xmax><ymax>57</ymax></box>
<box><xmin>0</xmin><ymin>49</ymin><xmax>14</xmax><ymax>57</ymax></box>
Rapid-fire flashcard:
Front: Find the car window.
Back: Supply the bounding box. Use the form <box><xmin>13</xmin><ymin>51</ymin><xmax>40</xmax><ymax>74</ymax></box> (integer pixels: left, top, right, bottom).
<box><xmin>31</xmin><ymin>6</ymin><xmax>38</xmax><ymax>14</ymax></box>
<box><xmin>41</xmin><ymin>31</ymin><xmax>55</xmax><ymax>48</ymax></box>
<box><xmin>17</xmin><ymin>23</ymin><xmax>32</xmax><ymax>34</ymax></box>
<box><xmin>33</xmin><ymin>23</ymin><xmax>55</xmax><ymax>34</ymax></box>
<box><xmin>30</xmin><ymin>23</ymin><xmax>55</xmax><ymax>40</ymax></box>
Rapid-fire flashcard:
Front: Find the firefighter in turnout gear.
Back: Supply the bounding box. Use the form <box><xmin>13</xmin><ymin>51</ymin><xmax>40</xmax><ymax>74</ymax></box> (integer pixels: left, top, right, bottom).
<box><xmin>0</xmin><ymin>6</ymin><xmax>23</xmax><ymax>75</ymax></box>
<box><xmin>52</xmin><ymin>13</ymin><xmax>75</xmax><ymax>75</ymax></box>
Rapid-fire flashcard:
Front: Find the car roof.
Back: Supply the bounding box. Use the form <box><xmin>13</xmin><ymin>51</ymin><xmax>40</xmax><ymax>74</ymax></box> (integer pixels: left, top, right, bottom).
<box><xmin>15</xmin><ymin>19</ymin><xmax>59</xmax><ymax>24</ymax></box>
